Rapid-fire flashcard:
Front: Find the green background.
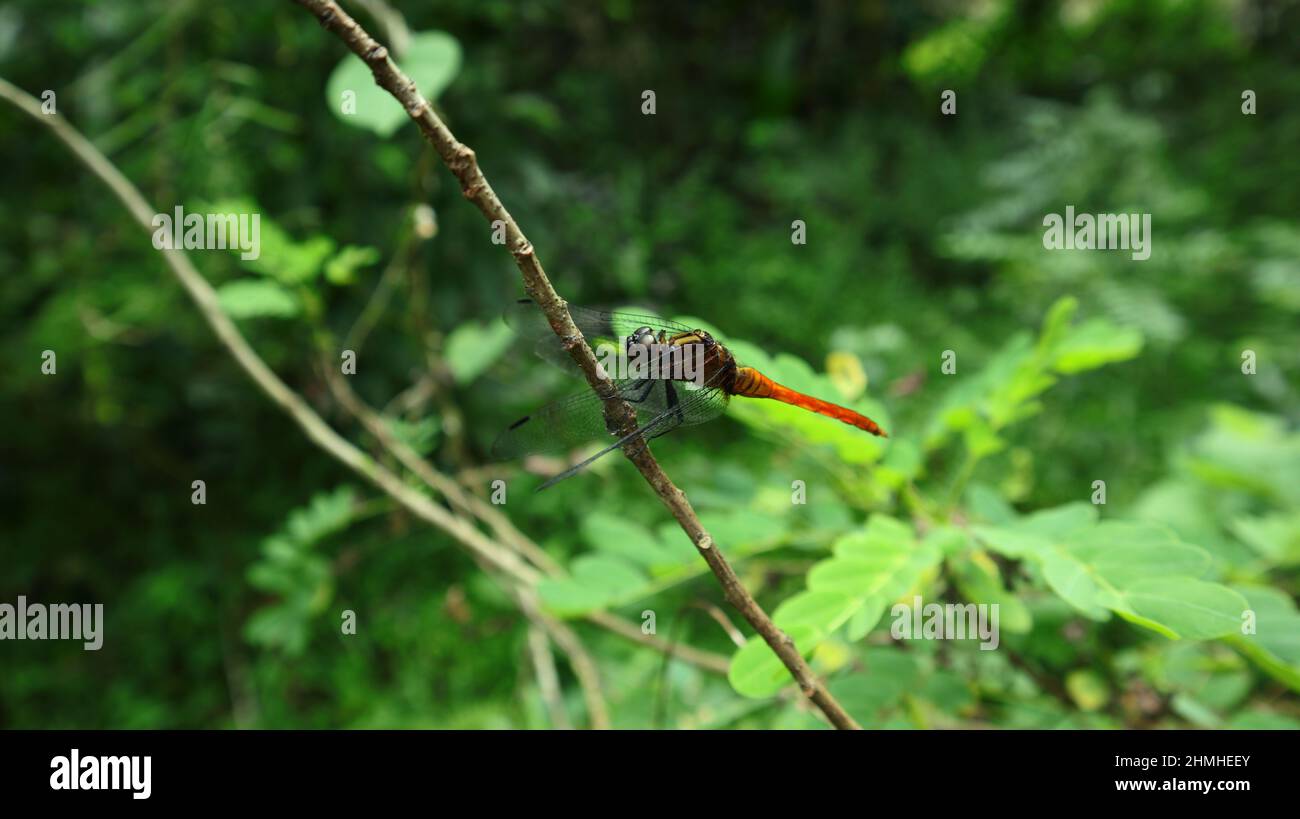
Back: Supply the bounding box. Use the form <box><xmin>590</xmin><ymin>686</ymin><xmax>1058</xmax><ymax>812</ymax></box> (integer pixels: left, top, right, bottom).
<box><xmin>1</xmin><ymin>0</ymin><xmax>1297</xmax><ymax>728</ymax></box>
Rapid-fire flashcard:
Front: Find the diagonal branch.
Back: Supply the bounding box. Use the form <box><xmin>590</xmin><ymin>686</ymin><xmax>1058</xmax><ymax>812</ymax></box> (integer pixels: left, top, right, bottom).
<box><xmin>289</xmin><ymin>0</ymin><xmax>859</xmax><ymax>728</ymax></box>
<box><xmin>525</xmin><ymin>624</ymin><xmax>571</xmax><ymax>729</ymax></box>
<box><xmin>0</xmin><ymin>75</ymin><xmax>540</xmax><ymax>591</ymax></box>
<box><xmin>0</xmin><ymin>72</ymin><xmax>729</xmax><ymax>714</ymax></box>
<box><xmin>317</xmin><ymin>349</ymin><xmax>732</xmax><ymax>674</ymax></box>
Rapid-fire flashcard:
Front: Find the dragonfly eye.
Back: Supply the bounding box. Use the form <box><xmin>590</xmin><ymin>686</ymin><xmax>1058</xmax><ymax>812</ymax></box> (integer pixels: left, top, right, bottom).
<box><xmin>628</xmin><ymin>326</ymin><xmax>656</xmax><ymax>349</ymax></box>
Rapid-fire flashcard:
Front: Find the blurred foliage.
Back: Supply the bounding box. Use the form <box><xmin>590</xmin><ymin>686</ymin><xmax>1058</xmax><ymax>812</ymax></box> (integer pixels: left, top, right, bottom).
<box><xmin>1</xmin><ymin>0</ymin><xmax>1297</xmax><ymax>729</ymax></box>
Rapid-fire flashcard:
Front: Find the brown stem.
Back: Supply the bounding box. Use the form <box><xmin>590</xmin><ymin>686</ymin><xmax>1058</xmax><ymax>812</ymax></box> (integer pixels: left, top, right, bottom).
<box><xmin>320</xmin><ymin>353</ymin><xmax>732</xmax><ymax>673</ymax></box>
<box><xmin>0</xmin><ymin>73</ymin><xmax>731</xmax><ymax>723</ymax></box>
<box><xmin>290</xmin><ymin>0</ymin><xmax>859</xmax><ymax>728</ymax></box>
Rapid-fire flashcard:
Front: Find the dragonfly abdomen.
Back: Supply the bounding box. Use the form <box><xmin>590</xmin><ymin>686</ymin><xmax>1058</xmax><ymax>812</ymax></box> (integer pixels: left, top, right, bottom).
<box><xmin>729</xmin><ymin>367</ymin><xmax>888</xmax><ymax>438</ymax></box>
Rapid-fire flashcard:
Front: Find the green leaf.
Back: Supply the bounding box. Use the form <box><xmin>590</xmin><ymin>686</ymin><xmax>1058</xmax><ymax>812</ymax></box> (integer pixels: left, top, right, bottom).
<box><xmin>566</xmin><ymin>553</ymin><xmax>646</xmax><ymax>599</ymax></box>
<box><xmin>727</xmin><ymin>515</ymin><xmax>939</xmax><ymax>698</ymax></box>
<box><xmin>217</xmin><ymin>279</ymin><xmax>299</xmax><ymax>319</ymax></box>
<box><xmin>326</xmin><ymin>31</ymin><xmax>462</xmax><ymax>137</ymax></box>
<box><xmin>1018</xmin><ymin>501</ymin><xmax>1099</xmax><ymax>537</ymax></box>
<box><xmin>283</xmin><ymin>486</ymin><xmax>357</xmax><ymax>545</ymax></box>
<box><xmin>926</xmin><ymin>303</ymin><xmax>1143</xmax><ymax>455</ymax></box>
<box><xmin>533</xmin><ymin>577</ymin><xmax>608</xmax><ymax>618</ymax></box>
<box><xmin>206</xmin><ymin>201</ymin><xmax>335</xmax><ymax>283</ymax></box>
<box><xmin>902</xmin><ymin>15</ymin><xmax>997</xmax><ymax>86</ymax></box>
<box><xmin>973</xmin><ymin>514</ymin><xmax>1245</xmax><ymax>639</ymax></box>
<box><xmin>972</xmin><ymin>509</ymin><xmax>1063</xmax><ymax>558</ymax></box>
<box><xmin>966</xmin><ymin>483</ymin><xmax>1018</xmax><ymax>525</ymax></box>
<box><xmin>384</xmin><ymin>416</ymin><xmax>440</xmax><ymax>456</ymax></box>
<box><xmin>1170</xmin><ymin>693</ymin><xmax>1221</xmax><ymax>728</ymax></box>
<box><xmin>1227</xmin><ymin>711</ymin><xmax>1300</xmax><ymax>730</ymax></box>
<box><xmin>1033</xmin><ymin>523</ymin><xmax>1215</xmax><ymax>626</ymax></box>
<box><xmin>948</xmin><ymin>552</ymin><xmax>1032</xmax><ymax>634</ymax></box>
<box><xmin>1049</xmin><ymin>317</ymin><xmax>1144</xmax><ymax>374</ymax></box>
<box><xmin>697</xmin><ymin>509</ymin><xmax>786</xmax><ymax>552</ymax></box>
<box><xmin>772</xmin><ymin>590</ymin><xmax>860</xmax><ymax>641</ymax></box>
<box><xmin>324</xmin><ymin>245</ymin><xmax>381</xmax><ymax>285</ymax></box>
<box><xmin>243</xmin><ymin>487</ymin><xmax>354</xmax><ymax>654</ymax></box>
<box><xmin>924</xmin><ymin>524</ymin><xmax>971</xmax><ymax>557</ymax></box>
<box><xmin>1226</xmin><ymin>585</ymin><xmax>1300</xmax><ymax>692</ymax></box>
<box><xmin>828</xmin><ymin>648</ymin><xmax>921</xmax><ymax>721</ymax></box>
<box><xmin>583</xmin><ymin>512</ymin><xmax>682</xmax><ymax>571</ymax></box>
<box><xmin>537</xmin><ymin>555</ymin><xmax>647</xmax><ymax>617</ymax></box>
<box><xmin>808</xmin><ymin>552</ymin><xmax>908</xmax><ymax>597</ymax></box>
<box><xmin>1057</xmin><ymin>522</ymin><xmax>1212</xmax><ymax>586</ymax></box>
<box><xmin>1229</xmin><ymin>512</ymin><xmax>1300</xmax><ymax>566</ymax></box>
<box><xmin>1184</xmin><ymin>406</ymin><xmax>1300</xmax><ymax>506</ymax></box>
<box><xmin>244</xmin><ymin>599</ymin><xmax>312</xmax><ymax>655</ymax></box>
<box><xmin>1116</xmin><ymin>578</ymin><xmax>1247</xmax><ymax>640</ymax></box>
<box><xmin>1036</xmin><ymin>295</ymin><xmax>1078</xmax><ymax>355</ymax></box>
<box><xmin>444</xmin><ymin>318</ymin><xmax>514</xmax><ymax>385</ymax></box>
<box><xmin>1234</xmin><ymin>585</ymin><xmax>1300</xmax><ymax>665</ymax></box>
<box><xmin>845</xmin><ymin>598</ymin><xmax>888</xmax><ymax>641</ymax></box>
<box><xmin>728</xmin><ymin>625</ymin><xmax>816</xmax><ymax>699</ymax></box>
<box><xmin>920</xmin><ymin>670</ymin><xmax>976</xmax><ymax>713</ymax></box>
<box><xmin>972</xmin><ymin>527</ymin><xmax>1043</xmax><ymax>559</ymax></box>
<box><xmin>876</xmin><ymin>437</ymin><xmax>923</xmax><ymax>488</ymax></box>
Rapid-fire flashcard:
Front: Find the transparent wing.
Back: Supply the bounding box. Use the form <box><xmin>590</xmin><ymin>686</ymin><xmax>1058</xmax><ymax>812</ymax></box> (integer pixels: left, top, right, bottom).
<box><xmin>503</xmin><ymin>299</ymin><xmax>697</xmax><ymax>374</ymax></box>
<box><xmin>530</xmin><ymin>383</ymin><xmax>730</xmax><ymax>490</ymax></box>
<box><xmin>490</xmin><ymin>375</ymin><xmax>729</xmax><ymax>460</ymax></box>
<box><xmin>494</xmin><ymin>299</ymin><xmax>733</xmax><ymax>486</ymax></box>
<box><xmin>491</xmin><ymin>379</ymin><xmax>650</xmax><ymax>459</ymax></box>
<box><xmin>505</xmin><ymin>298</ymin><xmax>696</xmax><ymax>339</ymax></box>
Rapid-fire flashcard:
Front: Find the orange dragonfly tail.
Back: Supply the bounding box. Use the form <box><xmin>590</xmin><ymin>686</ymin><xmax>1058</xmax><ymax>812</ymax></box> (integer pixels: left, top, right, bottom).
<box><xmin>730</xmin><ymin>367</ymin><xmax>888</xmax><ymax>438</ymax></box>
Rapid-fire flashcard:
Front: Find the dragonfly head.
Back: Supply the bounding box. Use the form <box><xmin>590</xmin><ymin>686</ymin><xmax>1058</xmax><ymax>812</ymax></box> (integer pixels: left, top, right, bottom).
<box><xmin>626</xmin><ymin>326</ymin><xmax>658</xmax><ymax>352</ymax></box>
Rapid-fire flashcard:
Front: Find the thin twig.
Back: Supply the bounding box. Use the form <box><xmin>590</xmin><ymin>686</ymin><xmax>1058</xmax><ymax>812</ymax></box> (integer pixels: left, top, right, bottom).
<box><xmin>343</xmin><ymin>221</ymin><xmax>418</xmax><ymax>354</ymax></box>
<box><xmin>585</xmin><ymin>611</ymin><xmax>731</xmax><ymax>675</ymax></box>
<box><xmin>2</xmin><ymin>68</ymin><xmax>618</xmax><ymax>724</ymax></box>
<box><xmin>520</xmin><ymin>590</ymin><xmax>611</xmax><ymax>730</ymax></box>
<box><xmin>0</xmin><ymin>75</ymin><xmax>539</xmax><ymax>606</ymax></box>
<box><xmin>0</xmin><ymin>74</ymin><xmax>728</xmax><ymax>737</ymax></box>
<box><xmin>290</xmin><ymin>0</ymin><xmax>859</xmax><ymax>728</ymax></box>
<box><xmin>526</xmin><ymin>625</ymin><xmax>571</xmax><ymax>729</ymax></box>
<box><xmin>318</xmin><ymin>352</ymin><xmax>563</xmax><ymax>575</ymax></box>
<box><xmin>487</xmin><ymin>558</ymin><xmax>609</xmax><ymax>729</ymax></box>
<box><xmin>320</xmin><ymin>353</ymin><xmax>733</xmax><ymax>673</ymax></box>
<box><xmin>689</xmin><ymin>601</ymin><xmax>749</xmax><ymax>648</ymax></box>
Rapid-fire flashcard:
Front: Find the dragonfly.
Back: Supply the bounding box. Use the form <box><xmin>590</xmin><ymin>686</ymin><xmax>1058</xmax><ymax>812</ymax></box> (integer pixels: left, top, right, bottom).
<box><xmin>492</xmin><ymin>299</ymin><xmax>887</xmax><ymax>489</ymax></box>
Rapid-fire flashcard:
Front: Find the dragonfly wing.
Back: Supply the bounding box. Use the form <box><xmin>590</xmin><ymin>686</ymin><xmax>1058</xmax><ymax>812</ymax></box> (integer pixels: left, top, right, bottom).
<box><xmin>673</xmin><ymin>382</ymin><xmax>730</xmax><ymax>426</ymax></box>
<box><xmin>532</xmin><ymin>383</ymin><xmax>730</xmax><ymax>490</ymax></box>
<box><xmin>491</xmin><ymin>375</ymin><xmax>692</xmax><ymax>459</ymax></box>
<box><xmin>564</xmin><ymin>303</ymin><xmax>696</xmax><ymax>337</ymax></box>
<box><xmin>491</xmin><ymin>372</ymin><xmax>727</xmax><ymax>459</ymax></box>
<box><xmin>505</xmin><ymin>299</ymin><xmax>694</xmax><ymax>336</ymax></box>
<box><xmin>491</xmin><ymin>388</ymin><xmax>611</xmax><ymax>459</ymax></box>
<box><xmin>504</xmin><ymin>299</ymin><xmax>696</xmax><ymax>375</ymax></box>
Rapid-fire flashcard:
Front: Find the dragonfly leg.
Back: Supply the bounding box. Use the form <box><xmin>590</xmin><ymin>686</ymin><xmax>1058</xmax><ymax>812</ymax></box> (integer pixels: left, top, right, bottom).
<box><xmin>607</xmin><ymin>382</ymin><xmax>678</xmax><ymax>461</ymax></box>
<box><xmin>625</xmin><ymin>377</ymin><xmax>656</xmax><ymax>404</ymax></box>
<box><xmin>537</xmin><ymin>399</ymin><xmax>684</xmax><ymax>491</ymax></box>
<box><xmin>646</xmin><ymin>380</ymin><xmax>686</xmax><ymax>441</ymax></box>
